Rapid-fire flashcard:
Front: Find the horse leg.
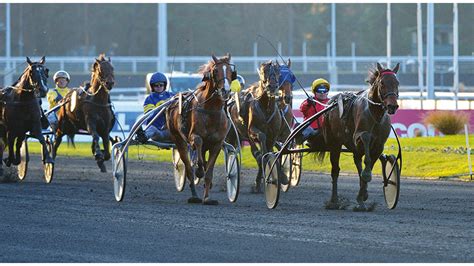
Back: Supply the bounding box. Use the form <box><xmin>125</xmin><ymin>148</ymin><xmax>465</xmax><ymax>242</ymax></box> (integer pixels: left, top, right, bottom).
<box><xmin>52</xmin><ymin>131</ymin><xmax>64</xmax><ymax>159</ymax></box>
<box><xmin>13</xmin><ymin>135</ymin><xmax>25</xmax><ymax>165</ymax></box>
<box><xmin>87</xmin><ymin>124</ymin><xmax>106</xmax><ymax>172</ymax></box>
<box><xmin>358</xmin><ymin>132</ymin><xmax>373</xmax><ymax>183</ymax></box>
<box><xmin>176</xmin><ymin>139</ymin><xmax>201</xmax><ymax>203</ymax></box>
<box><xmin>202</xmin><ymin>144</ymin><xmax>221</xmax><ymax>205</ymax></box>
<box><xmin>102</xmin><ymin>133</ymin><xmax>111</xmax><ymax>161</ymax></box>
<box><xmin>325</xmin><ymin>147</ymin><xmax>343</xmax><ymax>210</ymax></box>
<box><xmin>0</xmin><ymin>135</ymin><xmax>4</xmax><ymax>176</ymax></box>
<box><xmin>190</xmin><ymin>134</ymin><xmax>205</xmax><ymax>179</ymax></box>
<box><xmin>248</xmin><ymin>140</ymin><xmax>263</xmax><ymax>193</ymax></box>
<box><xmin>4</xmin><ymin>131</ymin><xmax>16</xmax><ymax>167</ymax></box>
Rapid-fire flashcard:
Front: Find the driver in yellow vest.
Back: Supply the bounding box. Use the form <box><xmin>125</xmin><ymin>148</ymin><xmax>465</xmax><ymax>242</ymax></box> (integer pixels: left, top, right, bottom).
<box><xmin>47</xmin><ymin>70</ymin><xmax>71</xmax><ymax>131</ymax></box>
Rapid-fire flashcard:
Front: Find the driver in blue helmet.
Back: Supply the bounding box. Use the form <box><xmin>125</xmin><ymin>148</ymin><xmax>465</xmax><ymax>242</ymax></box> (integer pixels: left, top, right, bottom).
<box><xmin>136</xmin><ymin>72</ymin><xmax>175</xmax><ymax>143</ymax></box>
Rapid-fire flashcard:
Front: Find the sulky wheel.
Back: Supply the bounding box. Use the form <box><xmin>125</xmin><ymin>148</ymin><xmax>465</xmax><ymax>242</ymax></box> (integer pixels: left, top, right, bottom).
<box><xmin>382</xmin><ymin>154</ymin><xmax>400</xmax><ymax>209</ymax></box>
<box><xmin>172</xmin><ymin>147</ymin><xmax>186</xmax><ymax>192</ymax></box>
<box><xmin>263</xmin><ymin>152</ymin><xmax>280</xmax><ymax>209</ymax></box>
<box><xmin>290</xmin><ymin>151</ymin><xmax>303</xmax><ymax>187</ymax></box>
<box><xmin>224</xmin><ymin>146</ymin><xmax>240</xmax><ymax>203</ymax></box>
<box><xmin>17</xmin><ymin>140</ymin><xmax>29</xmax><ymax>181</ymax></box>
<box><xmin>280</xmin><ymin>153</ymin><xmax>291</xmax><ymax>192</ymax></box>
<box><xmin>43</xmin><ymin>136</ymin><xmax>54</xmax><ymax>184</ymax></box>
<box><xmin>112</xmin><ymin>144</ymin><xmax>127</xmax><ymax>202</ymax></box>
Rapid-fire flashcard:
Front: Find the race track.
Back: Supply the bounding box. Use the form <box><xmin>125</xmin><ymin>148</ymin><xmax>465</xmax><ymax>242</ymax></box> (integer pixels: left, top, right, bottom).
<box><xmin>0</xmin><ymin>155</ymin><xmax>472</xmax><ymax>263</ymax></box>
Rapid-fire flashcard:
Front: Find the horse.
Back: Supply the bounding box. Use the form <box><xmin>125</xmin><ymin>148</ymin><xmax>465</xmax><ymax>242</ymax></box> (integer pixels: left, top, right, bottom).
<box><xmin>166</xmin><ymin>54</ymin><xmax>235</xmax><ymax>205</ymax></box>
<box><xmin>0</xmin><ymin>56</ymin><xmax>52</xmax><ymax>175</ymax></box>
<box><xmin>229</xmin><ymin>60</ymin><xmax>282</xmax><ymax>193</ymax></box>
<box><xmin>53</xmin><ymin>54</ymin><xmax>115</xmax><ymax>172</ymax></box>
<box><xmin>319</xmin><ymin>62</ymin><xmax>400</xmax><ymax>211</ymax></box>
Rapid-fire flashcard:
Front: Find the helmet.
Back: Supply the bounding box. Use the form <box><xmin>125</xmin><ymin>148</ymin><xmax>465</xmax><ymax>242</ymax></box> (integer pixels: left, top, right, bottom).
<box><xmin>311</xmin><ymin>78</ymin><xmax>330</xmax><ymax>94</ymax></box>
<box><xmin>149</xmin><ymin>72</ymin><xmax>168</xmax><ymax>90</ymax></box>
<box><xmin>53</xmin><ymin>70</ymin><xmax>70</xmax><ymax>82</ymax></box>
<box><xmin>236</xmin><ymin>74</ymin><xmax>245</xmax><ymax>86</ymax></box>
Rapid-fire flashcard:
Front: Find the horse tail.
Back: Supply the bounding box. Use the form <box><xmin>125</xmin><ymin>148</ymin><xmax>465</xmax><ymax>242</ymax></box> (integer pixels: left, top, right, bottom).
<box><xmin>67</xmin><ymin>135</ymin><xmax>76</xmax><ymax>148</ymax></box>
<box><xmin>312</xmin><ymin>151</ymin><xmax>326</xmax><ymax>164</ymax></box>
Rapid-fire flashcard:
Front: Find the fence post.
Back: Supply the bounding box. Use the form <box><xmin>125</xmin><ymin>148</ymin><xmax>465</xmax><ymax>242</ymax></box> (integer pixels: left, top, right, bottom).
<box><xmin>302</xmin><ymin>41</ymin><xmax>307</xmax><ymax>73</ymax></box>
<box><xmin>253</xmin><ymin>42</ymin><xmax>258</xmax><ymax>71</ymax></box>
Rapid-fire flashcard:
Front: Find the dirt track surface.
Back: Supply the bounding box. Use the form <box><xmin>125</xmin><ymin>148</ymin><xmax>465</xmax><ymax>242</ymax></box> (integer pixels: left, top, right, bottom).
<box><xmin>0</xmin><ymin>155</ymin><xmax>473</xmax><ymax>263</ymax></box>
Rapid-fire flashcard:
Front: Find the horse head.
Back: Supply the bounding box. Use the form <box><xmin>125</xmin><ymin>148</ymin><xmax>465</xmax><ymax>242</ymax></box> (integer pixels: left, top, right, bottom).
<box><xmin>201</xmin><ymin>53</ymin><xmax>236</xmax><ymax>100</ymax></box>
<box><xmin>91</xmin><ymin>54</ymin><xmax>115</xmax><ymax>92</ymax></box>
<box><xmin>370</xmin><ymin>62</ymin><xmax>400</xmax><ymax>115</ymax></box>
<box><xmin>25</xmin><ymin>56</ymin><xmax>49</xmax><ymax>97</ymax></box>
<box><xmin>258</xmin><ymin>60</ymin><xmax>281</xmax><ymax>98</ymax></box>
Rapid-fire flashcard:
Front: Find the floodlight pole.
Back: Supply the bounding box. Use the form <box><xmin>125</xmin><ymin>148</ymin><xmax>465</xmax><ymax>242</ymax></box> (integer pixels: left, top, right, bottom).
<box><xmin>158</xmin><ymin>3</ymin><xmax>168</xmax><ymax>73</ymax></box>
<box><xmin>453</xmin><ymin>3</ymin><xmax>459</xmax><ymax>110</ymax></box>
<box><xmin>426</xmin><ymin>3</ymin><xmax>435</xmax><ymax>99</ymax></box>
<box><xmin>417</xmin><ymin>3</ymin><xmax>424</xmax><ymax>109</ymax></box>
<box><xmin>4</xmin><ymin>3</ymin><xmax>12</xmax><ymax>86</ymax></box>
<box><xmin>386</xmin><ymin>3</ymin><xmax>391</xmax><ymax>68</ymax></box>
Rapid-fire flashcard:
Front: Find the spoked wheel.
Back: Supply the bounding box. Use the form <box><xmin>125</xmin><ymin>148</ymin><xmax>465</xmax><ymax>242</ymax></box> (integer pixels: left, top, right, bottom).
<box><xmin>263</xmin><ymin>152</ymin><xmax>280</xmax><ymax>209</ymax></box>
<box><xmin>290</xmin><ymin>150</ymin><xmax>303</xmax><ymax>187</ymax></box>
<box><xmin>43</xmin><ymin>135</ymin><xmax>54</xmax><ymax>184</ymax></box>
<box><xmin>280</xmin><ymin>153</ymin><xmax>291</xmax><ymax>192</ymax></box>
<box><xmin>172</xmin><ymin>148</ymin><xmax>186</xmax><ymax>192</ymax></box>
<box><xmin>17</xmin><ymin>140</ymin><xmax>29</xmax><ymax>181</ymax></box>
<box><xmin>382</xmin><ymin>154</ymin><xmax>400</xmax><ymax>209</ymax></box>
<box><xmin>112</xmin><ymin>144</ymin><xmax>127</xmax><ymax>202</ymax></box>
<box><xmin>224</xmin><ymin>147</ymin><xmax>240</xmax><ymax>203</ymax></box>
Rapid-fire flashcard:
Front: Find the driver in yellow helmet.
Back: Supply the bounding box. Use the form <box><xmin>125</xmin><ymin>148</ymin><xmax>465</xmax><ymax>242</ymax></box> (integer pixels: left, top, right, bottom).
<box><xmin>296</xmin><ymin>78</ymin><xmax>330</xmax><ymax>145</ymax></box>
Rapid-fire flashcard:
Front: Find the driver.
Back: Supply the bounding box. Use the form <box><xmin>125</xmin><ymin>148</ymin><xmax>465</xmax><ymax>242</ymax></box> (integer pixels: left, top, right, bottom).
<box><xmin>136</xmin><ymin>71</ymin><xmax>175</xmax><ymax>143</ymax></box>
<box><xmin>47</xmin><ymin>70</ymin><xmax>71</xmax><ymax>132</ymax></box>
<box><xmin>296</xmin><ymin>78</ymin><xmax>330</xmax><ymax>146</ymax></box>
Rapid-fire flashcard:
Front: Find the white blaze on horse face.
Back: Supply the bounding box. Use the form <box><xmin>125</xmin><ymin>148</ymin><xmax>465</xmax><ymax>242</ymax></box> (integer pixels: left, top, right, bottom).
<box><xmin>223</xmin><ymin>65</ymin><xmax>230</xmax><ymax>90</ymax></box>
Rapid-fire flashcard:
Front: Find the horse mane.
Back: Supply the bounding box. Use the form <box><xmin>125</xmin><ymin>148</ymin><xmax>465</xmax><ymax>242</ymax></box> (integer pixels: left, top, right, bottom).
<box><xmin>366</xmin><ymin>65</ymin><xmax>381</xmax><ymax>85</ymax></box>
<box><xmin>197</xmin><ymin>55</ymin><xmax>231</xmax><ymax>76</ymax></box>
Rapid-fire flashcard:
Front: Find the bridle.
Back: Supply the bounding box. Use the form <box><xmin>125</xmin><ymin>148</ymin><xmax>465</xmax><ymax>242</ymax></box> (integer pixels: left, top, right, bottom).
<box><xmin>256</xmin><ymin>63</ymin><xmax>280</xmax><ymax>100</ymax></box>
<box><xmin>367</xmin><ymin>70</ymin><xmax>399</xmax><ymax>109</ymax></box>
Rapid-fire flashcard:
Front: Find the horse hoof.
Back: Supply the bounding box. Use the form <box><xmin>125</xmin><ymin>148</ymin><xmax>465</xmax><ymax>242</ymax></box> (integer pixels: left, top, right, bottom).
<box><xmin>250</xmin><ymin>185</ymin><xmax>262</xmax><ymax>194</ymax></box>
<box><xmin>12</xmin><ymin>159</ymin><xmax>21</xmax><ymax>166</ymax></box>
<box><xmin>325</xmin><ymin>200</ymin><xmax>341</xmax><ymax>210</ymax></box>
<box><xmin>187</xmin><ymin>197</ymin><xmax>203</xmax><ymax>204</ymax></box>
<box><xmin>97</xmin><ymin>161</ymin><xmax>107</xmax><ymax>173</ymax></box>
<box><xmin>0</xmin><ymin>168</ymin><xmax>3</xmax><ymax>176</ymax></box>
<box><xmin>203</xmin><ymin>198</ymin><xmax>219</xmax><ymax>205</ymax></box>
<box><xmin>3</xmin><ymin>158</ymin><xmax>11</xmax><ymax>167</ymax></box>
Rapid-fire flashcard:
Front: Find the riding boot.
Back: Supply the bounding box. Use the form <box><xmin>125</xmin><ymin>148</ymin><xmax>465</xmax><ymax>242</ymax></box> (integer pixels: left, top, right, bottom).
<box><xmin>295</xmin><ymin>127</ymin><xmax>316</xmax><ymax>145</ymax></box>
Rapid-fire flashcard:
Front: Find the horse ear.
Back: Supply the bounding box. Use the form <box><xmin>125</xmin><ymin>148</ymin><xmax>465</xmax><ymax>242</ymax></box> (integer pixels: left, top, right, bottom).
<box><xmin>211</xmin><ymin>54</ymin><xmax>218</xmax><ymax>63</ymax></box>
<box><xmin>376</xmin><ymin>62</ymin><xmax>384</xmax><ymax>72</ymax></box>
<box><xmin>26</xmin><ymin>57</ymin><xmax>32</xmax><ymax>65</ymax></box>
<box><xmin>108</xmin><ymin>57</ymin><xmax>111</xmax><ymax>62</ymax></box>
<box><xmin>393</xmin><ymin>63</ymin><xmax>400</xmax><ymax>74</ymax></box>
<box><xmin>39</xmin><ymin>56</ymin><xmax>45</xmax><ymax>64</ymax></box>
<box><xmin>226</xmin><ymin>53</ymin><xmax>231</xmax><ymax>61</ymax></box>
<box><xmin>287</xmin><ymin>58</ymin><xmax>291</xmax><ymax>68</ymax></box>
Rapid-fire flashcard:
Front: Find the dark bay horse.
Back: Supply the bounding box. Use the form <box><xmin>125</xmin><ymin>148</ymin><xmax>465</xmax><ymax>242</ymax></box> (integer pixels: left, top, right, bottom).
<box><xmin>0</xmin><ymin>56</ymin><xmax>52</xmax><ymax>174</ymax></box>
<box><xmin>229</xmin><ymin>60</ymin><xmax>282</xmax><ymax>193</ymax></box>
<box><xmin>53</xmin><ymin>54</ymin><xmax>115</xmax><ymax>172</ymax></box>
<box><xmin>166</xmin><ymin>54</ymin><xmax>235</xmax><ymax>205</ymax></box>
<box><xmin>320</xmin><ymin>62</ymin><xmax>400</xmax><ymax>211</ymax></box>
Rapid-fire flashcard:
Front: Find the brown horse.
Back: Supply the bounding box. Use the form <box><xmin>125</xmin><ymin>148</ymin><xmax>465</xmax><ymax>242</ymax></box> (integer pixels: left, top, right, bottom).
<box><xmin>229</xmin><ymin>60</ymin><xmax>282</xmax><ymax>193</ymax></box>
<box><xmin>166</xmin><ymin>54</ymin><xmax>235</xmax><ymax>205</ymax></box>
<box><xmin>0</xmin><ymin>56</ymin><xmax>52</xmax><ymax>174</ymax></box>
<box><xmin>53</xmin><ymin>54</ymin><xmax>115</xmax><ymax>172</ymax></box>
<box><xmin>319</xmin><ymin>62</ymin><xmax>400</xmax><ymax>211</ymax></box>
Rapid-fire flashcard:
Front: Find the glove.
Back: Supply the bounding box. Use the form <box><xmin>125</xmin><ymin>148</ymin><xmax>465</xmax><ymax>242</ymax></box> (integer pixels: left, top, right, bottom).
<box><xmin>55</xmin><ymin>93</ymin><xmax>63</xmax><ymax>103</ymax></box>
